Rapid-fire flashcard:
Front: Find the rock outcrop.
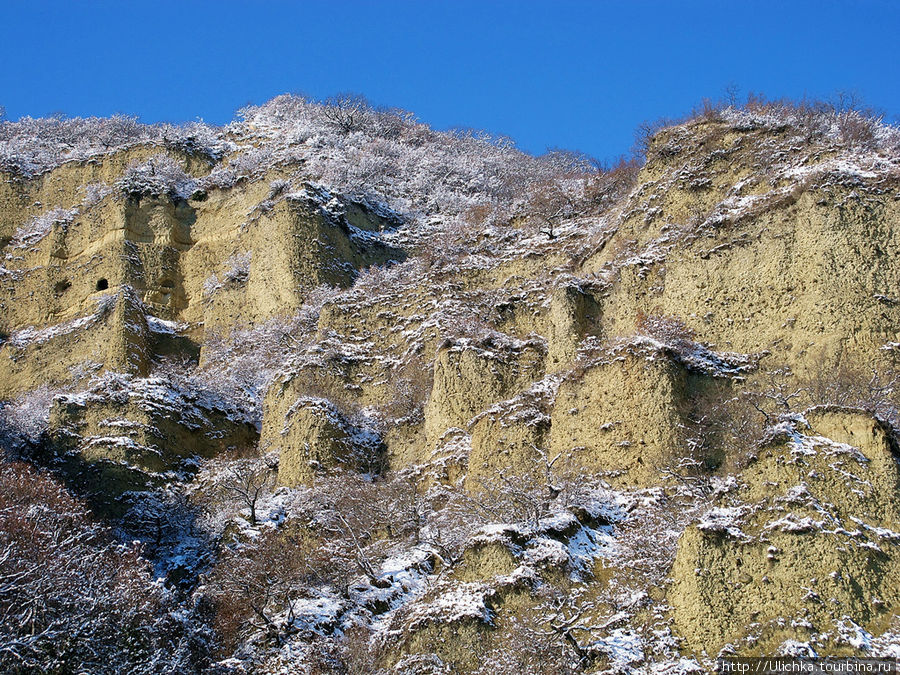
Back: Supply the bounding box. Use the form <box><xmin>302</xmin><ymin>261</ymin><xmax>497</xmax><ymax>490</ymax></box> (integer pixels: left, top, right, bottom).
<box><xmin>671</xmin><ymin>409</ymin><xmax>900</xmax><ymax>655</ymax></box>
<box><xmin>423</xmin><ymin>338</ymin><xmax>545</xmax><ymax>445</ymax></box>
<box><xmin>47</xmin><ymin>372</ymin><xmax>257</xmax><ymax>503</ymax></box>
<box><xmin>550</xmin><ymin>341</ymin><xmax>691</xmax><ymax>486</ymax></box>
<box><xmin>262</xmin><ymin>395</ymin><xmax>383</xmax><ymax>486</ymax></box>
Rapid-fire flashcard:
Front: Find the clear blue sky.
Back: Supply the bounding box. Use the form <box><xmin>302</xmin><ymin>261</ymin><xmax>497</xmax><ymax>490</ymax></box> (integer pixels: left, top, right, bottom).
<box><xmin>1</xmin><ymin>0</ymin><xmax>898</xmax><ymax>161</ymax></box>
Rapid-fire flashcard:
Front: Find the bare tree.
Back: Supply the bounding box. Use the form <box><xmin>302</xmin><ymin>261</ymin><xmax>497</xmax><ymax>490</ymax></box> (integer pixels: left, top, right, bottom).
<box><xmin>309</xmin><ymin>473</ymin><xmax>421</xmax><ymax>586</ymax></box>
<box><xmin>525</xmin><ymin>177</ymin><xmax>584</xmax><ymax>239</ymax></box>
<box><xmin>748</xmin><ymin>367</ymin><xmax>806</xmax><ymax>423</ymax></box>
<box><xmin>205</xmin><ymin>525</ymin><xmax>325</xmax><ymax>652</ymax></box>
<box><xmin>539</xmin><ymin>591</ymin><xmax>598</xmax><ymax>667</ymax></box>
<box><xmin>320</xmin><ymin>93</ymin><xmax>372</xmax><ymax>133</ymax></box>
<box><xmin>220</xmin><ymin>457</ymin><xmax>277</xmax><ymax>526</ymax></box>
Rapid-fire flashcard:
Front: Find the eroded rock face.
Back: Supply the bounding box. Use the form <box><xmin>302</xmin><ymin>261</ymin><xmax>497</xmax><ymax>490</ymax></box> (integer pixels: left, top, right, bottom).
<box><xmin>47</xmin><ymin>373</ymin><xmax>257</xmax><ymax>503</ymax></box>
<box><xmin>263</xmin><ymin>396</ymin><xmax>383</xmax><ymax>486</ymax></box>
<box><xmin>465</xmin><ymin>385</ymin><xmax>553</xmax><ymax>490</ymax></box>
<box><xmin>423</xmin><ymin>338</ymin><xmax>545</xmax><ymax>445</ymax></box>
<box><xmin>4</xmin><ymin>106</ymin><xmax>900</xmax><ymax>668</ymax></box>
<box><xmin>588</xmin><ymin>121</ymin><xmax>900</xmax><ymax>377</ymax></box>
<box><xmin>670</xmin><ymin>409</ymin><xmax>900</xmax><ymax>655</ymax></box>
<box><xmin>0</xmin><ymin>151</ymin><xmax>402</xmax><ymax>492</ymax></box>
<box><xmin>196</xmin><ymin>192</ymin><xmax>403</xmax><ymax>332</ymax></box>
<box><xmin>546</xmin><ymin>281</ymin><xmax>603</xmax><ymax>371</ymax></box>
<box><xmin>0</xmin><ymin>286</ymin><xmax>150</xmax><ymax>398</ymax></box>
<box><xmin>0</xmin><ymin>155</ymin><xmax>402</xmax><ymax>400</ymax></box>
<box><xmin>550</xmin><ymin>341</ymin><xmax>691</xmax><ymax>486</ymax></box>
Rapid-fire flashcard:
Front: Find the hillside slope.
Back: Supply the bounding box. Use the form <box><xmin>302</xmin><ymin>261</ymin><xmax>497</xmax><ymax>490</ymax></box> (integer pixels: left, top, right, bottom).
<box><xmin>1</xmin><ymin>96</ymin><xmax>899</xmax><ymax>673</ymax></box>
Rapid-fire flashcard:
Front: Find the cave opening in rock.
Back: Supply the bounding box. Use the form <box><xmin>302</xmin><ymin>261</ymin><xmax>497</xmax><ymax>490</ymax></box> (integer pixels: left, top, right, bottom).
<box><xmin>96</xmin><ymin>278</ymin><xmax>109</xmax><ymax>291</ymax></box>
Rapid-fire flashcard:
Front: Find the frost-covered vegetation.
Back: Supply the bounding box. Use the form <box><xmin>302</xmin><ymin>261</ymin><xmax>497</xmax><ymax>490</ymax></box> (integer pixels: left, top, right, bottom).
<box><xmin>0</xmin><ymin>93</ymin><xmax>637</xmax><ymax>238</ymax></box>
<box><xmin>0</xmin><ymin>113</ymin><xmax>226</xmax><ymax>178</ymax></box>
<box><xmin>0</xmin><ymin>459</ymin><xmax>209</xmax><ymax>673</ymax></box>
<box><xmin>117</xmin><ymin>154</ymin><xmax>200</xmax><ymax>200</ymax></box>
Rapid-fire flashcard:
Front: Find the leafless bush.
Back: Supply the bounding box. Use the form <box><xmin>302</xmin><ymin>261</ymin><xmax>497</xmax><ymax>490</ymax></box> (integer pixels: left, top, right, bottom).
<box><xmin>836</xmin><ymin>109</ymin><xmax>879</xmax><ymax>149</ymax></box>
<box><xmin>523</xmin><ymin>175</ymin><xmax>589</xmax><ymax>239</ymax></box>
<box><xmin>219</xmin><ymin>147</ymin><xmax>276</xmax><ymax>187</ymax></box>
<box><xmin>204</xmin><ymin>252</ymin><xmax>253</xmax><ymax>298</ymax></box>
<box><xmin>117</xmin><ymin>154</ymin><xmax>197</xmax><ymax>200</ymax></box>
<box><xmin>305</xmin><ymin>472</ymin><xmax>425</xmax><ymax>583</ymax></box>
<box><xmin>676</xmin><ymin>381</ymin><xmax>767</xmax><ymax>480</ymax></box>
<box><xmin>188</xmin><ymin>298</ymin><xmax>334</xmax><ymax>420</ymax></box>
<box><xmin>241</xmin><ymin>94</ymin><xmax>584</xmax><ymax>226</ymax></box>
<box><xmin>161</xmin><ymin>121</ymin><xmax>226</xmax><ymax>162</ymax></box>
<box><xmin>319</xmin><ymin>93</ymin><xmax>374</xmax><ymax>134</ymax></box>
<box><xmin>463</xmin><ymin>447</ymin><xmax>591</xmax><ymax>530</ymax></box>
<box><xmin>0</xmin><ymin>384</ymin><xmax>60</xmax><ymax>451</ymax></box>
<box><xmin>80</xmin><ymin>181</ymin><xmax>114</xmax><ymax>209</ymax></box>
<box><xmin>585</xmin><ymin>156</ymin><xmax>640</xmax><ymax>208</ymax></box>
<box><xmin>0</xmin><ymin>459</ymin><xmax>206</xmax><ymax>673</ymax></box>
<box><xmin>204</xmin><ymin>471</ymin><xmax>430</xmax><ymax>658</ymax></box>
<box><xmin>205</xmin><ymin>524</ymin><xmax>328</xmax><ymax>654</ymax></box>
<box><xmin>800</xmin><ymin>356</ymin><xmax>900</xmax><ymax>430</ymax></box>
<box><xmin>9</xmin><ymin>206</ymin><xmax>78</xmax><ymax>248</ymax></box>
<box><xmin>631</xmin><ymin>88</ymin><xmax>897</xmax><ymax>166</ymax></box>
<box><xmin>635</xmin><ymin>312</ymin><xmax>695</xmax><ymax>352</ymax></box>
<box><xmin>675</xmin><ymin>355</ymin><xmax>900</xmax><ymax>481</ymax></box>
<box><xmin>0</xmin><ymin>113</ymin><xmax>223</xmax><ymax>178</ymax></box>
<box><xmin>372</xmin><ymin>106</ymin><xmax>417</xmax><ymax>140</ymax></box>
<box><xmin>383</xmin><ymin>353</ymin><xmax>434</xmax><ymax>423</ymax></box>
<box><xmin>633</xmin><ymin>116</ymin><xmax>680</xmax><ymax>159</ymax></box>
<box><xmin>692</xmin><ymin>96</ymin><xmax>726</xmax><ymax>122</ymax></box>
<box><xmin>224</xmin><ymin>251</ymin><xmax>252</xmax><ymax>283</ymax></box>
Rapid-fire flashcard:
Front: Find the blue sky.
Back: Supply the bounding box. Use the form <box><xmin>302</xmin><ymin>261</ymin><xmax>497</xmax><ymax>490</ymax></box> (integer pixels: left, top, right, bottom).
<box><xmin>1</xmin><ymin>0</ymin><xmax>898</xmax><ymax>161</ymax></box>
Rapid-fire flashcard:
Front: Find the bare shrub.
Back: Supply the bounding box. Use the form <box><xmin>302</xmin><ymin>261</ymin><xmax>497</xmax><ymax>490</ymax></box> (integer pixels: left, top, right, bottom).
<box><xmin>633</xmin><ymin>116</ymin><xmax>680</xmax><ymax>160</ymax></box>
<box><xmin>836</xmin><ymin>109</ymin><xmax>879</xmax><ymax>149</ymax></box>
<box><xmin>198</xmin><ymin>147</ymin><xmax>276</xmax><ymax>192</ymax></box>
<box><xmin>319</xmin><ymin>93</ymin><xmax>373</xmax><ymax>134</ymax></box>
<box><xmin>635</xmin><ymin>312</ymin><xmax>695</xmax><ymax>352</ymax></box>
<box><xmin>523</xmin><ymin>176</ymin><xmax>586</xmax><ymax>239</ymax></box>
<box><xmin>674</xmin><ymin>354</ymin><xmax>900</xmax><ymax>483</ymax></box>
<box><xmin>383</xmin><ymin>353</ymin><xmax>434</xmax><ymax>423</ymax></box>
<box><xmin>204</xmin><ymin>470</ymin><xmax>431</xmax><ymax>658</ymax></box>
<box><xmin>204</xmin><ymin>251</ymin><xmax>253</xmax><ymax>297</ymax></box>
<box><xmin>205</xmin><ymin>524</ymin><xmax>327</xmax><ymax>654</ymax></box>
<box><xmin>0</xmin><ymin>113</ymin><xmax>224</xmax><ymax>178</ymax></box>
<box><xmin>677</xmin><ymin>382</ymin><xmax>768</xmax><ymax>479</ymax></box>
<box><xmin>188</xmin><ymin>292</ymin><xmax>336</xmax><ymax>420</ymax></box>
<box><xmin>80</xmin><ymin>181</ymin><xmax>114</xmax><ymax>209</ymax></box>
<box><xmin>10</xmin><ymin>206</ymin><xmax>78</xmax><ymax>248</ymax></box>
<box><xmin>0</xmin><ymin>384</ymin><xmax>60</xmax><ymax>451</ymax></box>
<box><xmin>693</xmin><ymin>96</ymin><xmax>726</xmax><ymax>123</ymax></box>
<box><xmin>800</xmin><ymin>355</ymin><xmax>900</xmax><ymax>430</ymax></box>
<box><xmin>117</xmin><ymin>154</ymin><xmax>197</xmax><ymax>200</ymax></box>
<box><xmin>305</xmin><ymin>472</ymin><xmax>424</xmax><ymax>584</ymax></box>
<box><xmin>0</xmin><ymin>459</ymin><xmax>206</xmax><ymax>673</ymax></box>
<box><xmin>462</xmin><ymin>447</ymin><xmax>591</xmax><ymax>530</ymax></box>
<box><xmin>219</xmin><ymin>456</ymin><xmax>277</xmax><ymax>526</ymax></box>
<box><xmin>584</xmin><ymin>155</ymin><xmax>640</xmax><ymax>209</ymax></box>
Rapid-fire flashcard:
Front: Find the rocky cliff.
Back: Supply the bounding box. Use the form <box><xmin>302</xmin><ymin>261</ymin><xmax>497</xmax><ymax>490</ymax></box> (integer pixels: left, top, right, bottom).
<box><xmin>1</xmin><ymin>96</ymin><xmax>899</xmax><ymax>673</ymax></box>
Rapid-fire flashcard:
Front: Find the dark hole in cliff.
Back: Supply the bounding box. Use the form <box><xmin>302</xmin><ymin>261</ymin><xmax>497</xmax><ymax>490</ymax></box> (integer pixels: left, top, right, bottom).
<box><xmin>160</xmin><ymin>279</ymin><xmax>175</xmax><ymax>289</ymax></box>
<box><xmin>54</xmin><ymin>279</ymin><xmax>71</xmax><ymax>296</ymax></box>
<box><xmin>96</xmin><ymin>278</ymin><xmax>109</xmax><ymax>291</ymax></box>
